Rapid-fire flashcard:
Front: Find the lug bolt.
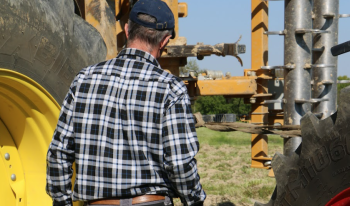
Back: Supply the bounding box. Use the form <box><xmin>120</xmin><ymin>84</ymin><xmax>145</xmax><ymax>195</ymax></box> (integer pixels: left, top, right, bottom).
<box><xmin>4</xmin><ymin>153</ymin><xmax>10</xmax><ymax>160</ymax></box>
<box><xmin>264</xmin><ymin>161</ymin><xmax>272</xmax><ymax>167</ymax></box>
<box><xmin>11</xmin><ymin>174</ymin><xmax>16</xmax><ymax>181</ymax></box>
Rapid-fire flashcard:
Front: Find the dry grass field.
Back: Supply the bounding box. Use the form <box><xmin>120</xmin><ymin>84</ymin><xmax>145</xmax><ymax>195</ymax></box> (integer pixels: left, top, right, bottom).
<box><xmin>174</xmin><ymin>127</ymin><xmax>284</xmax><ymax>206</ymax></box>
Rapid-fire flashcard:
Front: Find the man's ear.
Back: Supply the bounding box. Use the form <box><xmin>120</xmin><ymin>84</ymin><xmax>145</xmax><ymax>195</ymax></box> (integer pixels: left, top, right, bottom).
<box><xmin>124</xmin><ymin>23</ymin><xmax>129</xmax><ymax>39</ymax></box>
<box><xmin>160</xmin><ymin>35</ymin><xmax>172</xmax><ymax>49</ymax></box>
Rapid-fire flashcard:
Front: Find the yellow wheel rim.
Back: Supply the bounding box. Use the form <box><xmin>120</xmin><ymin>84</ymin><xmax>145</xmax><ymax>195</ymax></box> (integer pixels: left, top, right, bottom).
<box><xmin>0</xmin><ymin>69</ymin><xmax>60</xmax><ymax>206</ymax></box>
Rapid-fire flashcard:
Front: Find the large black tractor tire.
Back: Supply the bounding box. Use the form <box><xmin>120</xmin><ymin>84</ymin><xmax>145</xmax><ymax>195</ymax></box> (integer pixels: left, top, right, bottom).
<box><xmin>256</xmin><ymin>87</ymin><xmax>350</xmax><ymax>206</ymax></box>
<box><xmin>0</xmin><ymin>1</ymin><xmax>106</xmax><ymax>205</ymax></box>
<box><xmin>0</xmin><ymin>0</ymin><xmax>107</xmax><ymax>104</ymax></box>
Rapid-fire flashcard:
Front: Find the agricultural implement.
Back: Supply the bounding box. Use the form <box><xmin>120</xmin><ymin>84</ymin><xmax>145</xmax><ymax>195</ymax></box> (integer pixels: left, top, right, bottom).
<box><xmin>0</xmin><ymin>0</ymin><xmax>349</xmax><ymax>205</ymax></box>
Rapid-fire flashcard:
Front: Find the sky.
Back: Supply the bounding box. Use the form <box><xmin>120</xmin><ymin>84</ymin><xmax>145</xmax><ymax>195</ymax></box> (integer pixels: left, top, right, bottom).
<box><xmin>177</xmin><ymin>0</ymin><xmax>350</xmax><ymax>78</ymax></box>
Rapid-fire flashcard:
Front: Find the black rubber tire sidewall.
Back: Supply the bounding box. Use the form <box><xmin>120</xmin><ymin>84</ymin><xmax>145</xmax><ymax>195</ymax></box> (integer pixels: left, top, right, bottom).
<box><xmin>0</xmin><ymin>0</ymin><xmax>106</xmax><ymax>104</ymax></box>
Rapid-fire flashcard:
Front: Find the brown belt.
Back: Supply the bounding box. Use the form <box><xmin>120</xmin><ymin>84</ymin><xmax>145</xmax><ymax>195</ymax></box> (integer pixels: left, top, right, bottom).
<box><xmin>88</xmin><ymin>195</ymin><xmax>165</xmax><ymax>205</ymax></box>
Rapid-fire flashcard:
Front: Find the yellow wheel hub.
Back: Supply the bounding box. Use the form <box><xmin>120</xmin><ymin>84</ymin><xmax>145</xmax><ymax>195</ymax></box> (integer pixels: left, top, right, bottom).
<box><xmin>0</xmin><ymin>69</ymin><xmax>60</xmax><ymax>206</ymax></box>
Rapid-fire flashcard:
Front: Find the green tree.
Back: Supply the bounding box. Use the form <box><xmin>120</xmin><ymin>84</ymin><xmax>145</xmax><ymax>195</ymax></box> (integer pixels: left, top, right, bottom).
<box><xmin>193</xmin><ymin>96</ymin><xmax>251</xmax><ymax>116</ymax></box>
<box><xmin>229</xmin><ymin>98</ymin><xmax>251</xmax><ymax>115</ymax></box>
<box><xmin>180</xmin><ymin>59</ymin><xmax>204</xmax><ymax>77</ymax></box>
<box><xmin>194</xmin><ymin>96</ymin><xmax>229</xmax><ymax>114</ymax></box>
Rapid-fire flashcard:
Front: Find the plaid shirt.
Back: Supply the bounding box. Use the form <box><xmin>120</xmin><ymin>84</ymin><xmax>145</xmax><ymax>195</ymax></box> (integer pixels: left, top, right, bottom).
<box><xmin>46</xmin><ymin>48</ymin><xmax>206</xmax><ymax>206</ymax></box>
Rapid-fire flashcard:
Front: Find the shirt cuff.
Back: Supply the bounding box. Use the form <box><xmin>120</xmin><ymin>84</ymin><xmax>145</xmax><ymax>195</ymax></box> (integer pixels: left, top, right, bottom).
<box><xmin>53</xmin><ymin>198</ymin><xmax>73</xmax><ymax>206</ymax></box>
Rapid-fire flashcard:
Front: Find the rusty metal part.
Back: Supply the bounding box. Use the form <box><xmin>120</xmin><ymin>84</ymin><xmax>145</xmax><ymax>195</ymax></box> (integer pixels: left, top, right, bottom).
<box><xmin>178</xmin><ymin>2</ymin><xmax>188</xmax><ymax>18</ymax></box>
<box><xmin>164</xmin><ymin>42</ymin><xmax>246</xmax><ymax>66</ymax></box>
<box><xmin>195</xmin><ymin>77</ymin><xmax>257</xmax><ymax>96</ymax></box>
<box><xmin>166</xmin><ymin>43</ymin><xmax>246</xmax><ymax>57</ymax></box>
<box><xmin>79</xmin><ymin>0</ymin><xmax>118</xmax><ymax>59</ymax></box>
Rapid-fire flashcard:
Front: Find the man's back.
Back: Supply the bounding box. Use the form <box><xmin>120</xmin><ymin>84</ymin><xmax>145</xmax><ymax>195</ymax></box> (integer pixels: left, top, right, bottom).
<box><xmin>46</xmin><ymin>48</ymin><xmax>205</xmax><ymax>205</ymax></box>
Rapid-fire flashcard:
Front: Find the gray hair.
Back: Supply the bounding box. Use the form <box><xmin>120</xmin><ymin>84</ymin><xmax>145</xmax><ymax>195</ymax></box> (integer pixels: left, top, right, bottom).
<box><xmin>127</xmin><ymin>14</ymin><xmax>172</xmax><ymax>51</ymax></box>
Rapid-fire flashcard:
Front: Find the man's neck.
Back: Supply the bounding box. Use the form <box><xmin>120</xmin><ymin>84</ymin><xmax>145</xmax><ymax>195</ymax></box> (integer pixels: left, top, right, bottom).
<box><xmin>127</xmin><ymin>39</ymin><xmax>159</xmax><ymax>58</ymax></box>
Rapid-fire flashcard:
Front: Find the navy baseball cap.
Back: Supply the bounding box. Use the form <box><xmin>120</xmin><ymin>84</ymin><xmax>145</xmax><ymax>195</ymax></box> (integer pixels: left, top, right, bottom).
<box><xmin>129</xmin><ymin>0</ymin><xmax>176</xmax><ymax>39</ymax></box>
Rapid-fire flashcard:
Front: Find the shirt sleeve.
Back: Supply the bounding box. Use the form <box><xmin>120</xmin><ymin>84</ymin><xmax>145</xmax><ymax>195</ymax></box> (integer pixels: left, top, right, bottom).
<box><xmin>162</xmin><ymin>91</ymin><xmax>206</xmax><ymax>206</ymax></box>
<box><xmin>46</xmin><ymin>83</ymin><xmax>76</xmax><ymax>206</ymax></box>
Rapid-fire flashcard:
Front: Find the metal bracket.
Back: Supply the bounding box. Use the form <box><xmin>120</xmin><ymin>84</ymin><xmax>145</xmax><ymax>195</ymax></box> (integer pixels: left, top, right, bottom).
<box><xmin>311</xmin><ymin>80</ymin><xmax>334</xmax><ymax>85</ymax></box>
<box><xmin>311</xmin><ymin>64</ymin><xmax>336</xmax><ymax>68</ymax></box>
<box><xmin>264</xmin><ymin>30</ymin><xmax>286</xmax><ymax>35</ymax></box>
<box><xmin>323</xmin><ymin>13</ymin><xmax>335</xmax><ymax>19</ymax></box>
<box><xmin>321</xmin><ymin>80</ymin><xmax>334</xmax><ymax>85</ymax></box>
<box><xmin>339</xmin><ymin>14</ymin><xmax>350</xmax><ymax>18</ymax></box>
<box><xmin>263</xmin><ymin>99</ymin><xmax>284</xmax><ymax>104</ymax></box>
<box><xmin>295</xmin><ymin>98</ymin><xmax>329</xmax><ymax>104</ymax></box>
<box><xmin>261</xmin><ymin>64</ymin><xmax>295</xmax><ymax>70</ymax></box>
<box><xmin>338</xmin><ymin>80</ymin><xmax>350</xmax><ymax>84</ymax></box>
<box><xmin>312</xmin><ymin>47</ymin><xmax>325</xmax><ymax>52</ymax></box>
<box><xmin>165</xmin><ymin>40</ymin><xmax>246</xmax><ymax>66</ymax></box>
<box><xmin>295</xmin><ymin>29</ymin><xmax>330</xmax><ymax>34</ymax></box>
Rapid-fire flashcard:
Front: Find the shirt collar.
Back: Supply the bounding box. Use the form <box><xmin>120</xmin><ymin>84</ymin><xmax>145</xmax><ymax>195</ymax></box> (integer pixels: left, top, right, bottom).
<box><xmin>117</xmin><ymin>48</ymin><xmax>160</xmax><ymax>67</ymax></box>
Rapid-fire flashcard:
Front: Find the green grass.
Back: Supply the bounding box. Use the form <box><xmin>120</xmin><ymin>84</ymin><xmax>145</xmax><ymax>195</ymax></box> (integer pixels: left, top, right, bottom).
<box><xmin>196</xmin><ymin>128</ymin><xmax>251</xmax><ymax>146</ymax></box>
<box><xmin>196</xmin><ymin>127</ymin><xmax>283</xmax><ymax>147</ymax></box>
<box><xmin>192</xmin><ymin>127</ymin><xmax>283</xmax><ymax>206</ymax></box>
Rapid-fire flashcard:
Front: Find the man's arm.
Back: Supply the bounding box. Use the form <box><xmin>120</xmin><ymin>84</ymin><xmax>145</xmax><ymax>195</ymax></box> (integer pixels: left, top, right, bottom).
<box><xmin>46</xmin><ymin>85</ymin><xmax>76</xmax><ymax>206</ymax></box>
<box><xmin>162</xmin><ymin>91</ymin><xmax>206</xmax><ymax>206</ymax></box>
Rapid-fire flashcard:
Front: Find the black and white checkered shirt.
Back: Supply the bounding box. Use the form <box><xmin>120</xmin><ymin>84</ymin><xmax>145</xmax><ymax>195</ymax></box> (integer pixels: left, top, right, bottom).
<box><xmin>46</xmin><ymin>48</ymin><xmax>206</xmax><ymax>206</ymax></box>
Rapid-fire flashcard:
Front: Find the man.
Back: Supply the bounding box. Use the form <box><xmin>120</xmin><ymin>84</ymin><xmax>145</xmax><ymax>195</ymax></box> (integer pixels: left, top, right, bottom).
<box><xmin>46</xmin><ymin>0</ymin><xmax>206</xmax><ymax>206</ymax></box>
